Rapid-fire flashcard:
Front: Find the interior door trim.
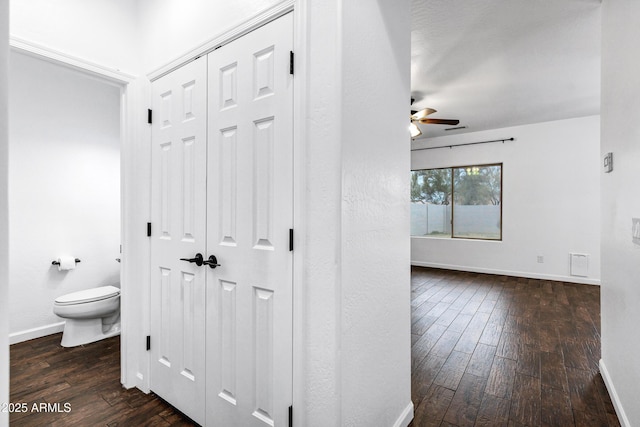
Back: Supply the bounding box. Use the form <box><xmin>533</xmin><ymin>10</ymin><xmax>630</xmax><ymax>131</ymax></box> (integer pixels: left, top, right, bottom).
<box><xmin>10</xmin><ymin>36</ymin><xmax>137</xmax><ymax>84</ymax></box>
<box><xmin>147</xmin><ymin>0</ymin><xmax>295</xmax><ymax>82</ymax></box>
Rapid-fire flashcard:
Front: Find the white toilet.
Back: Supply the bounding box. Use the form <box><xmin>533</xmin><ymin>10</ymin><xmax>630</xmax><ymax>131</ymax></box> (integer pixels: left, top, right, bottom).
<box><xmin>53</xmin><ymin>285</ymin><xmax>121</xmax><ymax>347</ymax></box>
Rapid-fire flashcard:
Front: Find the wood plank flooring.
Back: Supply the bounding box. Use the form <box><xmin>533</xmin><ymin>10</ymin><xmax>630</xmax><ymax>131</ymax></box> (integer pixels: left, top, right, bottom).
<box><xmin>10</xmin><ymin>333</ymin><xmax>196</xmax><ymax>426</ymax></box>
<box><xmin>409</xmin><ymin>267</ymin><xmax>620</xmax><ymax>427</ymax></box>
<box><xmin>9</xmin><ymin>267</ymin><xmax>621</xmax><ymax>426</ymax></box>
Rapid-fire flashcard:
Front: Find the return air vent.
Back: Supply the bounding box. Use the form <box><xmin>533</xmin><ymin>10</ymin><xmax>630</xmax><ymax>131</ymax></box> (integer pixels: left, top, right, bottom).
<box><xmin>570</xmin><ymin>253</ymin><xmax>589</xmax><ymax>277</ymax></box>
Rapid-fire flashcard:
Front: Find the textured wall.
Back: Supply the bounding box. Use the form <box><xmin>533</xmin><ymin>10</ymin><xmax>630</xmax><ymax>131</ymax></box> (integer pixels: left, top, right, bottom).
<box><xmin>340</xmin><ymin>0</ymin><xmax>412</xmax><ymax>425</ymax></box>
<box><xmin>294</xmin><ymin>0</ymin><xmax>413</xmax><ymax>425</ymax></box>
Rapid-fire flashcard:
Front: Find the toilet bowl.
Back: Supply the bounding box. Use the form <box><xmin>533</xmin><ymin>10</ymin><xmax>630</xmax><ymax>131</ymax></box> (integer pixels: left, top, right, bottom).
<box><xmin>53</xmin><ymin>285</ymin><xmax>121</xmax><ymax>347</ymax></box>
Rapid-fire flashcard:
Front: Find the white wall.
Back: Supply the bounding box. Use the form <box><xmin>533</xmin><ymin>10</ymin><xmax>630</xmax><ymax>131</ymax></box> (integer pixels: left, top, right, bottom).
<box><xmin>412</xmin><ymin>116</ymin><xmax>601</xmax><ymax>285</ymax></box>
<box><xmin>8</xmin><ymin>51</ymin><xmax>121</xmax><ymax>342</ymax></box>
<box><xmin>600</xmin><ymin>1</ymin><xmax>640</xmax><ymax>425</ymax></box>
<box><xmin>10</xmin><ymin>0</ymin><xmax>140</xmax><ymax>74</ymax></box>
<box><xmin>339</xmin><ymin>1</ymin><xmax>412</xmax><ymax>425</ymax></box>
<box><xmin>0</xmin><ymin>0</ymin><xmax>10</xmax><ymax>425</ymax></box>
<box><xmin>137</xmin><ymin>0</ymin><xmax>283</xmax><ymax>72</ymax></box>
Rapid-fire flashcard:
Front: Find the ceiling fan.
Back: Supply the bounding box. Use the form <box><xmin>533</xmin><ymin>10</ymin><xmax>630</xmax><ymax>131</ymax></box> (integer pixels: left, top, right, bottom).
<box><xmin>410</xmin><ymin>101</ymin><xmax>459</xmax><ymax>138</ymax></box>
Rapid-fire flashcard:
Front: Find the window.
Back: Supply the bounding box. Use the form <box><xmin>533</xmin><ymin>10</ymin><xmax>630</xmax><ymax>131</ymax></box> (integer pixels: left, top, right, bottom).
<box><xmin>411</xmin><ymin>163</ymin><xmax>502</xmax><ymax>240</ymax></box>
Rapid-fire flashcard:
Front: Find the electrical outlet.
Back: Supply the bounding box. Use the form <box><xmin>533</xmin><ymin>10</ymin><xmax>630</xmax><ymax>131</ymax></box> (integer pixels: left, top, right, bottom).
<box><xmin>537</xmin><ymin>256</ymin><xmax>544</xmax><ymax>263</ymax></box>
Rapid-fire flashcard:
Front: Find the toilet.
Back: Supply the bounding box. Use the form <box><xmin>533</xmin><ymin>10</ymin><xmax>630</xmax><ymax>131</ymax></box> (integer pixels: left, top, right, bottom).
<box><xmin>53</xmin><ymin>285</ymin><xmax>121</xmax><ymax>347</ymax></box>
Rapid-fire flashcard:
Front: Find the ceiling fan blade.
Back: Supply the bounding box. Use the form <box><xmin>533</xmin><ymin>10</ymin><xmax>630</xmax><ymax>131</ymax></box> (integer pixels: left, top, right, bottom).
<box><xmin>419</xmin><ymin>118</ymin><xmax>460</xmax><ymax>126</ymax></box>
<box><xmin>411</xmin><ymin>108</ymin><xmax>437</xmax><ymax>121</ymax></box>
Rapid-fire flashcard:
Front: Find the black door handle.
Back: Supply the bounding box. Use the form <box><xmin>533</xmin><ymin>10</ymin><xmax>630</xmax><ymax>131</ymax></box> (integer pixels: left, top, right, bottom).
<box><xmin>203</xmin><ymin>255</ymin><xmax>221</xmax><ymax>269</ymax></box>
<box><xmin>180</xmin><ymin>253</ymin><xmax>204</xmax><ymax>266</ymax></box>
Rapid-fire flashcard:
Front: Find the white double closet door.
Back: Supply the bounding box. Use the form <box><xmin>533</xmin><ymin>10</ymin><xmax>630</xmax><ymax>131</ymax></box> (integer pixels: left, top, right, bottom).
<box><xmin>149</xmin><ymin>13</ymin><xmax>293</xmax><ymax>427</ymax></box>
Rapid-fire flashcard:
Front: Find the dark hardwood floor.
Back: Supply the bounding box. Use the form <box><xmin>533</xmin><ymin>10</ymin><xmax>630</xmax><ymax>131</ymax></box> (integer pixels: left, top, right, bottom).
<box><xmin>9</xmin><ymin>267</ymin><xmax>621</xmax><ymax>426</ymax></box>
<box><xmin>10</xmin><ymin>333</ymin><xmax>196</xmax><ymax>426</ymax></box>
<box><xmin>409</xmin><ymin>267</ymin><xmax>620</xmax><ymax>427</ymax></box>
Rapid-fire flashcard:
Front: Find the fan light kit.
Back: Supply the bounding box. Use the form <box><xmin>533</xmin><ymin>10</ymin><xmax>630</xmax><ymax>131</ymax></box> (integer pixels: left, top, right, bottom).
<box><xmin>409</xmin><ymin>122</ymin><xmax>422</xmax><ymax>138</ymax></box>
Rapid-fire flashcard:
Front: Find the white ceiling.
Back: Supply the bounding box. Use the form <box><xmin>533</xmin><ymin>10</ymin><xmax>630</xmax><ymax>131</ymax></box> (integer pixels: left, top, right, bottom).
<box><xmin>410</xmin><ymin>0</ymin><xmax>601</xmax><ymax>139</ymax></box>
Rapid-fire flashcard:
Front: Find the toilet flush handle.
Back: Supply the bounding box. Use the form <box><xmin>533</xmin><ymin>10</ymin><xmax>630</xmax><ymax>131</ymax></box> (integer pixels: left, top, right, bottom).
<box><xmin>203</xmin><ymin>255</ymin><xmax>221</xmax><ymax>269</ymax></box>
<box><xmin>180</xmin><ymin>253</ymin><xmax>204</xmax><ymax>267</ymax></box>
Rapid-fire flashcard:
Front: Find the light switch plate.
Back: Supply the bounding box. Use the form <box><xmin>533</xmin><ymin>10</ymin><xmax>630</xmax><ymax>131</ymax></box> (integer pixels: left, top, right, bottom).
<box><xmin>604</xmin><ymin>152</ymin><xmax>613</xmax><ymax>173</ymax></box>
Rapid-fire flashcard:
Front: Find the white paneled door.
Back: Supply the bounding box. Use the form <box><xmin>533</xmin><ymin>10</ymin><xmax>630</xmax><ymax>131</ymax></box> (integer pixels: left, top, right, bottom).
<box><xmin>150</xmin><ymin>13</ymin><xmax>293</xmax><ymax>427</ymax></box>
<box><xmin>150</xmin><ymin>57</ymin><xmax>208</xmax><ymax>426</ymax></box>
<box><xmin>205</xmin><ymin>12</ymin><xmax>293</xmax><ymax>427</ymax></box>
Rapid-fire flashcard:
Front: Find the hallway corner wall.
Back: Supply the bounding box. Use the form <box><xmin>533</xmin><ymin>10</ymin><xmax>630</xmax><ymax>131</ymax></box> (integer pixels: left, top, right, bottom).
<box><xmin>340</xmin><ymin>0</ymin><xmax>412</xmax><ymax>425</ymax></box>
<box><xmin>295</xmin><ymin>0</ymin><xmax>413</xmax><ymax>424</ymax></box>
<box><xmin>0</xmin><ymin>1</ymin><xmax>9</xmax><ymax>425</ymax></box>
<box><xmin>601</xmin><ymin>0</ymin><xmax>640</xmax><ymax>425</ymax></box>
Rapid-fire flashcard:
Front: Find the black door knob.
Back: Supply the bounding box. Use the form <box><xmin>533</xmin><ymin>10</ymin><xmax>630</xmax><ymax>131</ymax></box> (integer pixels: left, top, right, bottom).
<box><xmin>180</xmin><ymin>253</ymin><xmax>204</xmax><ymax>266</ymax></box>
<box><xmin>203</xmin><ymin>255</ymin><xmax>221</xmax><ymax>269</ymax></box>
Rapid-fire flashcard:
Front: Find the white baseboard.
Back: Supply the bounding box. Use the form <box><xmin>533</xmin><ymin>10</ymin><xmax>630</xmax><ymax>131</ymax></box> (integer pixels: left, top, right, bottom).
<box><xmin>411</xmin><ymin>261</ymin><xmax>600</xmax><ymax>286</ymax></box>
<box><xmin>600</xmin><ymin>359</ymin><xmax>631</xmax><ymax>427</ymax></box>
<box><xmin>393</xmin><ymin>401</ymin><xmax>414</xmax><ymax>427</ymax></box>
<box><xmin>9</xmin><ymin>321</ymin><xmax>65</xmax><ymax>345</ymax></box>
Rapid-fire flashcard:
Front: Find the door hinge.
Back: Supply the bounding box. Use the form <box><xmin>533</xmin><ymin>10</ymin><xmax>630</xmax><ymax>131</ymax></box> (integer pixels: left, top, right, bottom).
<box><xmin>288</xmin><ymin>405</ymin><xmax>293</xmax><ymax>427</ymax></box>
<box><xmin>147</xmin><ymin>109</ymin><xmax>153</xmax><ymax>124</ymax></box>
<box><xmin>147</xmin><ymin>222</ymin><xmax>152</xmax><ymax>237</ymax></box>
<box><xmin>146</xmin><ymin>335</ymin><xmax>151</xmax><ymax>351</ymax></box>
<box><xmin>289</xmin><ymin>229</ymin><xmax>294</xmax><ymax>251</ymax></box>
<box><xmin>289</xmin><ymin>51</ymin><xmax>294</xmax><ymax>75</ymax></box>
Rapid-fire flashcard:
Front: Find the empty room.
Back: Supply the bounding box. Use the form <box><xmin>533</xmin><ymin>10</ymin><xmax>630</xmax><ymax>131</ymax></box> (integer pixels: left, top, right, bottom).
<box><xmin>0</xmin><ymin>1</ymin><xmax>639</xmax><ymax>427</ymax></box>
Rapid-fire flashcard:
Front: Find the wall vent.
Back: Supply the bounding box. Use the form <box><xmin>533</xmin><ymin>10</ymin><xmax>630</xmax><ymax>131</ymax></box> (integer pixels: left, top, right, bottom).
<box><xmin>570</xmin><ymin>253</ymin><xmax>589</xmax><ymax>277</ymax></box>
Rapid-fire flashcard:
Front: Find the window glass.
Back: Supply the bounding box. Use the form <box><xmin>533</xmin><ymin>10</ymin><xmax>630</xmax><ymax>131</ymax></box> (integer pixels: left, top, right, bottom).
<box><xmin>452</xmin><ymin>165</ymin><xmax>501</xmax><ymax>240</ymax></box>
<box><xmin>411</xmin><ymin>168</ymin><xmax>452</xmax><ymax>237</ymax></box>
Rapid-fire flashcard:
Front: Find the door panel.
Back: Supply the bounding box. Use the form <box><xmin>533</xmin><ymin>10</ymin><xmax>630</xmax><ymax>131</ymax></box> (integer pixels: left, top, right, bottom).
<box><xmin>150</xmin><ymin>57</ymin><xmax>208</xmax><ymax>426</ymax></box>
<box><xmin>206</xmin><ymin>13</ymin><xmax>294</xmax><ymax>427</ymax></box>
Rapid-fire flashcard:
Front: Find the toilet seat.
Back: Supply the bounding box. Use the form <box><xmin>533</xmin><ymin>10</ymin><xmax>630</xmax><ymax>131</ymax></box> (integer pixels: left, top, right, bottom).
<box><xmin>55</xmin><ymin>285</ymin><xmax>120</xmax><ymax>306</ymax></box>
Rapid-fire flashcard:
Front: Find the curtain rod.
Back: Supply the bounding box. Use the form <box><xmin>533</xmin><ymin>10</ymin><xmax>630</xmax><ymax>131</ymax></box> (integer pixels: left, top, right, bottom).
<box><xmin>411</xmin><ymin>137</ymin><xmax>515</xmax><ymax>152</ymax></box>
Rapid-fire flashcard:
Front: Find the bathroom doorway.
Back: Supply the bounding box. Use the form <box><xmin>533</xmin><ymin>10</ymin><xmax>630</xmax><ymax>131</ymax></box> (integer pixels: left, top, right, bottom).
<box><xmin>8</xmin><ymin>45</ymin><xmax>129</xmax><ymax>368</ymax></box>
